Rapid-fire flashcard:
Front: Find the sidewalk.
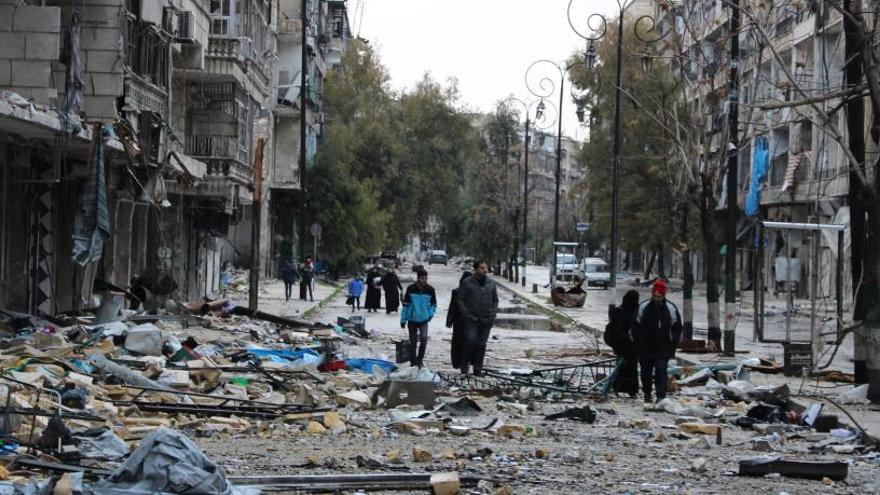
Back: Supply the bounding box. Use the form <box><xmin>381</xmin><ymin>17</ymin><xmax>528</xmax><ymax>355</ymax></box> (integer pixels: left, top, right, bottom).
<box><xmin>493</xmin><ymin>273</ymin><xmax>880</xmax><ymax>442</ymax></box>
<box><xmin>227</xmin><ymin>278</ymin><xmax>342</xmax><ymax>318</ymax></box>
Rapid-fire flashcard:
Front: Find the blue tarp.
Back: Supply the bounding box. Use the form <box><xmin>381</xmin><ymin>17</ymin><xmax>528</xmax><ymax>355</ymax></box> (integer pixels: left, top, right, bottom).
<box><xmin>745</xmin><ymin>135</ymin><xmax>769</xmax><ymax>217</ymax></box>
<box><xmin>345</xmin><ymin>358</ymin><xmax>397</xmax><ymax>375</ymax></box>
<box><xmin>246</xmin><ymin>347</ymin><xmax>319</xmax><ymax>361</ymax></box>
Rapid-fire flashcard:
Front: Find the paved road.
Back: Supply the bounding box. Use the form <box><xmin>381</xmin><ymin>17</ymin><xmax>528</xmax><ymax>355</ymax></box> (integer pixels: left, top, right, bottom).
<box><xmin>311</xmin><ymin>263</ymin><xmax>588</xmax><ymax>372</ymax></box>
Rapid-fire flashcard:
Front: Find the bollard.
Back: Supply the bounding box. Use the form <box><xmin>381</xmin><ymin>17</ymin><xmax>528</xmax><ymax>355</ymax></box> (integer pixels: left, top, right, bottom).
<box><xmin>532</xmin><ymin>283</ymin><xmax>538</xmax><ymax>293</ymax></box>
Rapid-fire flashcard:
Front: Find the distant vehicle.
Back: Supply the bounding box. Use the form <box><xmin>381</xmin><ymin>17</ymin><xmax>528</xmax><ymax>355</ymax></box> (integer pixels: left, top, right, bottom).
<box><xmin>428</xmin><ymin>249</ymin><xmax>448</xmax><ymax>265</ymax></box>
<box><xmin>581</xmin><ymin>257</ymin><xmax>610</xmax><ymax>289</ymax></box>
<box><xmin>379</xmin><ymin>251</ymin><xmax>400</xmax><ymax>268</ymax></box>
<box><xmin>555</xmin><ymin>253</ymin><xmax>579</xmax><ymax>281</ymax></box>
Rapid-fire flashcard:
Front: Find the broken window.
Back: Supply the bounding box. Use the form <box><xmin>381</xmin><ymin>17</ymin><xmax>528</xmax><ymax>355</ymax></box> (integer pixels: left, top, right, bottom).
<box><xmin>123</xmin><ymin>7</ymin><xmax>170</xmax><ymax>89</ymax></box>
<box><xmin>211</xmin><ymin>0</ymin><xmax>234</xmax><ymax>36</ymax></box>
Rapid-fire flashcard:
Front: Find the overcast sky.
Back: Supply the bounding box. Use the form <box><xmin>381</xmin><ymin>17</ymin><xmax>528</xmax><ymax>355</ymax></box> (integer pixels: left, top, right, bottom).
<box><xmin>355</xmin><ymin>0</ymin><xmax>622</xmax><ymax>141</ymax></box>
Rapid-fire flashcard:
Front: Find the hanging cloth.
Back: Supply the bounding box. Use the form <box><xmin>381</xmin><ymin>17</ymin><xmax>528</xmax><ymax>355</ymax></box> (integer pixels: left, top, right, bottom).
<box><xmin>72</xmin><ymin>124</ymin><xmax>111</xmax><ymax>266</ymax></box>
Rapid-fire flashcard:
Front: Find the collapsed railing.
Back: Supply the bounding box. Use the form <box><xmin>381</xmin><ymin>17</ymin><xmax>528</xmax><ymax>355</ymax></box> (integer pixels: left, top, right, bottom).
<box><xmin>439</xmin><ymin>358</ymin><xmax>619</xmax><ymax>397</ymax></box>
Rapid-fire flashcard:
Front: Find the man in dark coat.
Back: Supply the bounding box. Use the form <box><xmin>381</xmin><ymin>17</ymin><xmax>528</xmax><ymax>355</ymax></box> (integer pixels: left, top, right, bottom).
<box><xmin>633</xmin><ymin>279</ymin><xmax>682</xmax><ymax>403</ymax></box>
<box><xmin>456</xmin><ymin>260</ymin><xmax>499</xmax><ymax>376</ymax></box>
<box><xmin>605</xmin><ymin>289</ymin><xmax>640</xmax><ymax>397</ymax></box>
<box><xmin>446</xmin><ymin>271</ymin><xmax>473</xmax><ymax>371</ymax></box>
<box><xmin>383</xmin><ymin>269</ymin><xmax>404</xmax><ymax>314</ymax></box>
<box><xmin>364</xmin><ymin>266</ymin><xmax>383</xmax><ymax>312</ymax></box>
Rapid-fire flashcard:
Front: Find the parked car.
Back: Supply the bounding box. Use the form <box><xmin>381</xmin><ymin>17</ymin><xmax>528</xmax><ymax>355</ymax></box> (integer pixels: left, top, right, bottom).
<box><xmin>428</xmin><ymin>249</ymin><xmax>448</xmax><ymax>265</ymax></box>
<box><xmin>581</xmin><ymin>257</ymin><xmax>611</xmax><ymax>289</ymax></box>
<box><xmin>555</xmin><ymin>253</ymin><xmax>579</xmax><ymax>281</ymax></box>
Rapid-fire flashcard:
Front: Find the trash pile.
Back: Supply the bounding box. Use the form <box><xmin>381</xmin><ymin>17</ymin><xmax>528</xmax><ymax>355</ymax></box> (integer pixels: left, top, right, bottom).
<box><xmin>0</xmin><ymin>300</ymin><xmax>487</xmax><ymax>493</ymax></box>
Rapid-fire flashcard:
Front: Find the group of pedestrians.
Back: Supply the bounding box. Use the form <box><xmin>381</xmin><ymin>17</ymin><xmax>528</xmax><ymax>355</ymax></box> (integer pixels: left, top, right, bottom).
<box><xmin>280</xmin><ymin>257</ymin><xmax>315</xmax><ymax>302</ymax></box>
<box><xmin>396</xmin><ymin>260</ymin><xmax>498</xmax><ymax>372</ymax></box>
<box><xmin>347</xmin><ymin>266</ymin><xmax>404</xmax><ymax>313</ymax></box>
<box><xmin>605</xmin><ymin>279</ymin><xmax>683</xmax><ymax>403</ymax></box>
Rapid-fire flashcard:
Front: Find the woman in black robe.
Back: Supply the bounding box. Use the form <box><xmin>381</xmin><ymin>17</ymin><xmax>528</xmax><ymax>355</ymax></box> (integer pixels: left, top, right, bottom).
<box><xmin>447</xmin><ymin>271</ymin><xmax>472</xmax><ymax>372</ymax></box>
<box><xmin>605</xmin><ymin>289</ymin><xmax>641</xmax><ymax>397</ymax></box>
<box><xmin>364</xmin><ymin>267</ymin><xmax>383</xmax><ymax>312</ymax></box>
<box><xmin>382</xmin><ymin>269</ymin><xmax>403</xmax><ymax>314</ymax></box>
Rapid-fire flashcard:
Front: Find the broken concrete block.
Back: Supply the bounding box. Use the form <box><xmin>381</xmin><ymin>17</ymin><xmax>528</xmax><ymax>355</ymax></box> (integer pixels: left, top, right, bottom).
<box><xmin>496</xmin><ymin>424</ymin><xmax>526</xmax><ymax>438</ymax></box>
<box><xmin>690</xmin><ymin>457</ymin><xmax>708</xmax><ymax>473</ymax></box>
<box><xmin>441</xmin><ymin>447</ymin><xmax>456</xmax><ymax>460</ymax></box>
<box><xmin>449</xmin><ymin>426</ymin><xmax>470</xmax><ymax>437</ymax></box>
<box><xmin>631</xmin><ymin>419</ymin><xmax>652</xmax><ymax>429</ymax></box>
<box><xmin>395</xmin><ymin>422</ymin><xmax>427</xmax><ymax>436</ymax></box>
<box><xmin>430</xmin><ymin>472</ymin><xmax>460</xmax><ymax>495</ymax></box>
<box><xmin>412</xmin><ymin>446</ymin><xmax>433</xmax><ymax>462</ymax></box>
<box><xmin>336</xmin><ymin>390</ymin><xmax>371</xmax><ymax>408</ymax></box>
<box><xmin>305</xmin><ymin>421</ymin><xmax>326</xmax><ymax>435</ymax></box>
<box><xmin>322</xmin><ymin>411</ymin><xmax>343</xmax><ymax>428</ymax></box>
<box><xmin>678</xmin><ymin>422</ymin><xmax>720</xmax><ymax>435</ymax></box>
<box><xmin>157</xmin><ymin>369</ymin><xmax>190</xmax><ymax>388</ymax></box>
<box><xmin>386</xmin><ymin>449</ymin><xmax>401</xmax><ymax>463</ymax></box>
<box><xmin>124</xmin><ymin>324</ymin><xmax>164</xmax><ymax>356</ymax></box>
<box><xmin>33</xmin><ymin>332</ymin><xmax>66</xmax><ymax>349</ymax></box>
<box><xmin>688</xmin><ymin>437</ymin><xmax>712</xmax><ymax>450</ymax></box>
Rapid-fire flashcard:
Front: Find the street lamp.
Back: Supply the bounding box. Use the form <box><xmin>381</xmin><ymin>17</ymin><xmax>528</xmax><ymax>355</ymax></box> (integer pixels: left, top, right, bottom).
<box><xmin>501</xmin><ymin>97</ymin><xmax>557</xmax><ymax>287</ymax></box>
<box><xmin>567</xmin><ymin>0</ymin><xmax>668</xmax><ymax>297</ymax></box>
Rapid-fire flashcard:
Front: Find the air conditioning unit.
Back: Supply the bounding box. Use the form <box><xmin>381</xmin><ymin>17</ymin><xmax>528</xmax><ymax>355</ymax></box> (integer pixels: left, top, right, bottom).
<box><xmin>176</xmin><ymin>10</ymin><xmax>195</xmax><ymax>44</ymax></box>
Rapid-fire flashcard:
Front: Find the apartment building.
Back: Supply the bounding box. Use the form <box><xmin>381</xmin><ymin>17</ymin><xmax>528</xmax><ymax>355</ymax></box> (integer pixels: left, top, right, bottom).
<box><xmin>0</xmin><ymin>0</ymin><xmax>304</xmax><ymax>317</ymax></box>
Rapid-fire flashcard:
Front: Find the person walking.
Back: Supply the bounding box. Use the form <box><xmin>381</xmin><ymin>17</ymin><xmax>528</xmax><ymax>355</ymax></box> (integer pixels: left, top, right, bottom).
<box><xmin>633</xmin><ymin>279</ymin><xmax>682</xmax><ymax>403</ymax></box>
<box><xmin>300</xmin><ymin>259</ymin><xmax>314</xmax><ymax>302</ymax></box>
<box><xmin>347</xmin><ymin>275</ymin><xmax>365</xmax><ymax>312</ymax></box>
<box><xmin>446</xmin><ymin>271</ymin><xmax>472</xmax><ymax>371</ymax></box>
<box><xmin>383</xmin><ymin>269</ymin><xmax>404</xmax><ymax>314</ymax></box>
<box><xmin>364</xmin><ymin>266</ymin><xmax>382</xmax><ymax>313</ymax></box>
<box><xmin>605</xmin><ymin>289</ymin><xmax>641</xmax><ymax>398</ymax></box>
<box><xmin>400</xmin><ymin>269</ymin><xmax>437</xmax><ymax>368</ymax></box>
<box><xmin>456</xmin><ymin>260</ymin><xmax>499</xmax><ymax>376</ymax></box>
<box><xmin>280</xmin><ymin>261</ymin><xmax>299</xmax><ymax>302</ymax></box>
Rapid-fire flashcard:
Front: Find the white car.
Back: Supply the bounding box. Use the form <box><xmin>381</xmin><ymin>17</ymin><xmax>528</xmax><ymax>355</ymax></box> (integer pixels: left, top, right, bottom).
<box><xmin>581</xmin><ymin>257</ymin><xmax>611</xmax><ymax>289</ymax></box>
<box><xmin>555</xmin><ymin>253</ymin><xmax>579</xmax><ymax>281</ymax></box>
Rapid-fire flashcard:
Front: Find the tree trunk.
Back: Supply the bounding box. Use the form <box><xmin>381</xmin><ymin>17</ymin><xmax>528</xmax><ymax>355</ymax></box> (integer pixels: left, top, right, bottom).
<box><xmin>644</xmin><ymin>250</ymin><xmax>657</xmax><ymax>281</ymax></box>
<box><xmin>679</xmin><ymin>202</ymin><xmax>695</xmax><ymax>341</ymax></box>
<box><xmin>658</xmin><ymin>245</ymin><xmax>667</xmax><ymax>279</ymax></box>
<box><xmin>699</xmin><ymin>187</ymin><xmax>721</xmax><ymax>350</ymax></box>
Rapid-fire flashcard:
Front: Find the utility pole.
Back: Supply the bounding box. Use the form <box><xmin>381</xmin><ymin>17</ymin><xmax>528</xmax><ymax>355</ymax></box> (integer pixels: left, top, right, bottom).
<box><xmin>609</xmin><ymin>10</ymin><xmax>624</xmax><ymax>300</ymax></box>
<box><xmin>297</xmin><ymin>0</ymin><xmax>308</xmax><ymax>262</ymax></box>
<box><xmin>723</xmin><ymin>0</ymin><xmax>740</xmax><ymax>356</ymax></box>
<box><xmin>521</xmin><ymin>116</ymin><xmax>530</xmax><ymax>287</ymax></box>
<box><xmin>551</xmin><ymin>79</ymin><xmax>565</xmax><ymax>288</ymax></box>
<box><xmin>249</xmin><ymin>138</ymin><xmax>266</xmax><ymax>311</ymax></box>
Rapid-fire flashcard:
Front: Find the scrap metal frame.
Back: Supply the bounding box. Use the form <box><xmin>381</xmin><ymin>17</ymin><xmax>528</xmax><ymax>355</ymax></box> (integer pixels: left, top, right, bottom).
<box><xmin>440</xmin><ymin>359</ymin><xmax>618</xmax><ymax>397</ymax></box>
<box><xmin>107</xmin><ymin>384</ymin><xmax>327</xmax><ymax>419</ymax></box>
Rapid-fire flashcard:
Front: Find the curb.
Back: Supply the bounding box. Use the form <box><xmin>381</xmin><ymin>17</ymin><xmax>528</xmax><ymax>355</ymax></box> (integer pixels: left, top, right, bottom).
<box><xmin>494</xmin><ymin>278</ymin><xmax>602</xmax><ymax>336</ymax></box>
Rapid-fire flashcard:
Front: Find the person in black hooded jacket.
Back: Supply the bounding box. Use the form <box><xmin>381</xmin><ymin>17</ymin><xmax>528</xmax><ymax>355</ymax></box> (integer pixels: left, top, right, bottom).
<box><xmin>633</xmin><ymin>278</ymin><xmax>682</xmax><ymax>403</ymax></box>
<box><xmin>605</xmin><ymin>289</ymin><xmax>640</xmax><ymax>397</ymax></box>
<box><xmin>447</xmin><ymin>271</ymin><xmax>473</xmax><ymax>371</ymax></box>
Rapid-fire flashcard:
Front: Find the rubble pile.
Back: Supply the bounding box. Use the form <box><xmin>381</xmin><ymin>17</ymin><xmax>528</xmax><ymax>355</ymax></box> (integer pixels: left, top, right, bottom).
<box><xmin>0</xmin><ymin>295</ymin><xmax>878</xmax><ymax>494</ymax></box>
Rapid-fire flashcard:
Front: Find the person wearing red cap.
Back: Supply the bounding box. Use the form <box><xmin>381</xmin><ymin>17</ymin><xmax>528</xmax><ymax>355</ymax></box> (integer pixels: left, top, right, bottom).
<box><xmin>634</xmin><ymin>278</ymin><xmax>682</xmax><ymax>402</ymax></box>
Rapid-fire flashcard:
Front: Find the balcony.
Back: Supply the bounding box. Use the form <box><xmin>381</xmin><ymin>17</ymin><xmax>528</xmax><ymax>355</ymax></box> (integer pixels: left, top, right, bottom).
<box><xmin>278</xmin><ymin>18</ymin><xmax>303</xmax><ymax>38</ymax></box>
<box><xmin>199</xmin><ymin>37</ymin><xmax>272</xmax><ymax>98</ymax></box>
<box><xmin>187</xmin><ymin>135</ymin><xmax>253</xmax><ymax>186</ymax></box>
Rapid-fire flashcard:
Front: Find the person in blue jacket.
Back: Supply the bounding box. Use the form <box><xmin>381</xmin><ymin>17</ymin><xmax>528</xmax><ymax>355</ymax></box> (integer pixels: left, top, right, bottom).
<box><xmin>400</xmin><ymin>268</ymin><xmax>437</xmax><ymax>368</ymax></box>
<box><xmin>346</xmin><ymin>276</ymin><xmax>365</xmax><ymax>312</ymax></box>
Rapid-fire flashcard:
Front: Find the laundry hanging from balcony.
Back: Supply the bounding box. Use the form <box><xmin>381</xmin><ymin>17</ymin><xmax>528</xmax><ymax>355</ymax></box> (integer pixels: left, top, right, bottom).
<box><xmin>72</xmin><ymin>124</ymin><xmax>112</xmax><ymax>266</ymax></box>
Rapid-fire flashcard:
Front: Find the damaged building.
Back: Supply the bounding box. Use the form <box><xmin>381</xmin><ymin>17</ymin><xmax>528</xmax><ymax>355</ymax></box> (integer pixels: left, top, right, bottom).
<box><xmin>0</xmin><ymin>0</ymin><xmax>351</xmax><ymax>318</ymax></box>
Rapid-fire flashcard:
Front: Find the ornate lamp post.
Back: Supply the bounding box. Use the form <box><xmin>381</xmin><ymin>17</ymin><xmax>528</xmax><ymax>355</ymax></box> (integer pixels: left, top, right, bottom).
<box><xmin>500</xmin><ymin>97</ymin><xmax>557</xmax><ymax>287</ymax></box>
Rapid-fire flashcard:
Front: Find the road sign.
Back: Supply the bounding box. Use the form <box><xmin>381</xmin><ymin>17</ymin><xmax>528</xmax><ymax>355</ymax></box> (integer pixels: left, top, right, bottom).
<box><xmin>576</xmin><ymin>222</ymin><xmax>590</xmax><ymax>232</ymax></box>
<box><xmin>310</xmin><ymin>223</ymin><xmax>322</xmax><ymax>238</ymax></box>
